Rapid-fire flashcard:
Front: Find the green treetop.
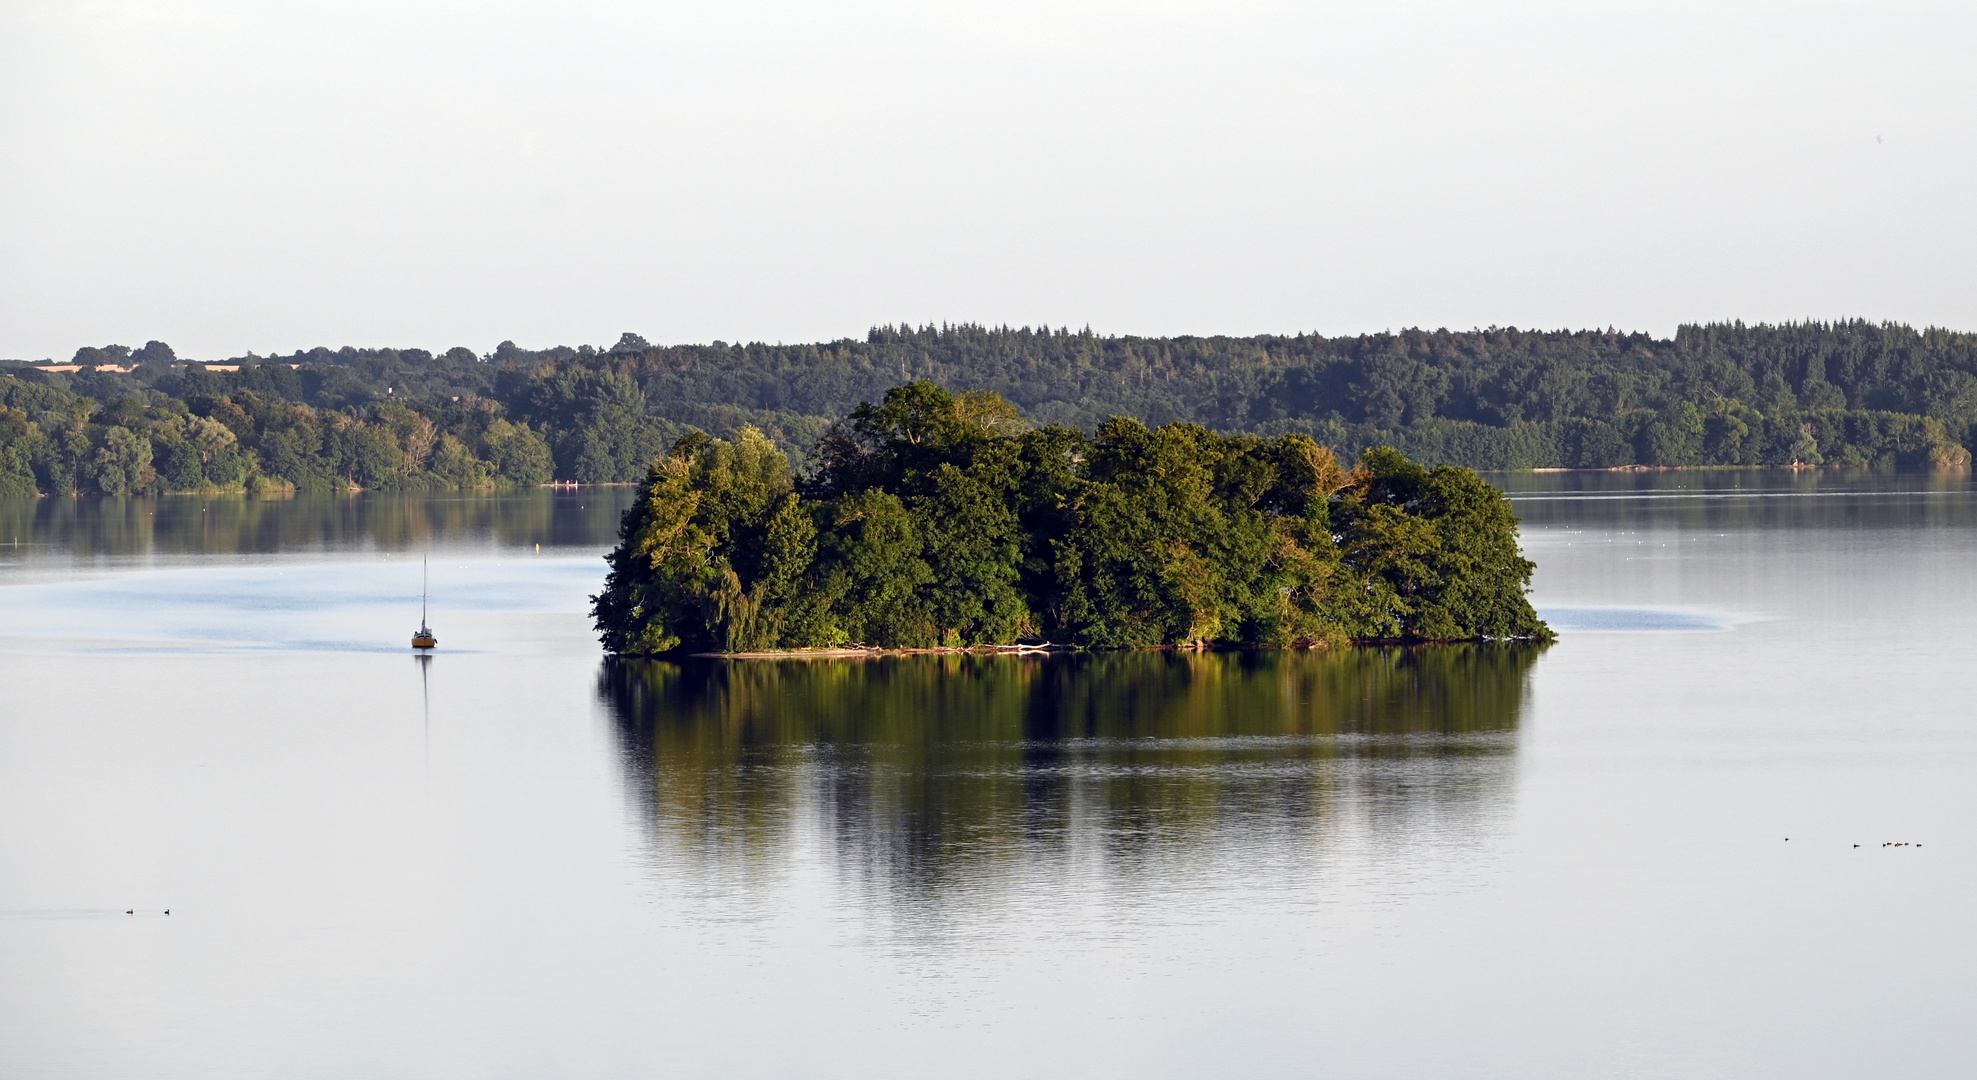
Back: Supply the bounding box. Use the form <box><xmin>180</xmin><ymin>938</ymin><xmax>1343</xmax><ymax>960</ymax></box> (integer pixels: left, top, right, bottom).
<box><xmin>591</xmin><ymin>381</ymin><xmax>1552</xmax><ymax>653</ymax></box>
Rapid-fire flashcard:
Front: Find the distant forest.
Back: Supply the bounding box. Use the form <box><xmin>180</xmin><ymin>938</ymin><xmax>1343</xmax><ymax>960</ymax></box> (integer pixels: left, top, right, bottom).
<box><xmin>3</xmin><ymin>320</ymin><xmax>1975</xmax><ymax>495</ymax></box>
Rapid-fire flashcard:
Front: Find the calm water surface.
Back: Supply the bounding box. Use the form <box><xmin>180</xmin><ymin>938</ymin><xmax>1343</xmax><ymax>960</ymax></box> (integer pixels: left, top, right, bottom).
<box><xmin>1</xmin><ymin>477</ymin><xmax>1973</xmax><ymax>1078</ymax></box>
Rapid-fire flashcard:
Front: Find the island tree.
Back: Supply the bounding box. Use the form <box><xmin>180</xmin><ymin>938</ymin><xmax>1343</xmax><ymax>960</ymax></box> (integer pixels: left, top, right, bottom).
<box><xmin>591</xmin><ymin>382</ymin><xmax>1552</xmax><ymax>653</ymax></box>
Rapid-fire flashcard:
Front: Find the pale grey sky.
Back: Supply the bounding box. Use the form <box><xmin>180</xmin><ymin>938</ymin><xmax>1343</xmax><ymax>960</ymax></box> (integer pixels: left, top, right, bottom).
<box><xmin>1</xmin><ymin>0</ymin><xmax>1971</xmax><ymax>359</ymax></box>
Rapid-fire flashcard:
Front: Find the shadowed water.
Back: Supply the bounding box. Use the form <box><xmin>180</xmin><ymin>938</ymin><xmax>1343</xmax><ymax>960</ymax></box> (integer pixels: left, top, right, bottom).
<box><xmin>604</xmin><ymin>649</ymin><xmax>1536</xmax><ymax>907</ymax></box>
<box><xmin>0</xmin><ymin>488</ymin><xmax>632</xmax><ymax>565</ymax></box>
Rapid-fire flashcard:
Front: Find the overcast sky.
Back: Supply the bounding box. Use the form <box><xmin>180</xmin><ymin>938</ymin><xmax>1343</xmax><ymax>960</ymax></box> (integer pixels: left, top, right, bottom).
<box><xmin>1</xmin><ymin>0</ymin><xmax>1971</xmax><ymax>359</ymax></box>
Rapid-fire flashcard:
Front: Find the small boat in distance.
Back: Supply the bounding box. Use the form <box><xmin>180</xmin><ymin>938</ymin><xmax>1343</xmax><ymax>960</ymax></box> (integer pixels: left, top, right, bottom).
<box><xmin>412</xmin><ymin>555</ymin><xmax>438</xmax><ymax>650</ymax></box>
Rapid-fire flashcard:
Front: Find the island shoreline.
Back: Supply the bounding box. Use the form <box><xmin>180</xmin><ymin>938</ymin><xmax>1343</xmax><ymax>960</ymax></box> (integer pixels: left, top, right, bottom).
<box><xmin>678</xmin><ymin>638</ymin><xmax>1540</xmax><ymax>660</ymax></box>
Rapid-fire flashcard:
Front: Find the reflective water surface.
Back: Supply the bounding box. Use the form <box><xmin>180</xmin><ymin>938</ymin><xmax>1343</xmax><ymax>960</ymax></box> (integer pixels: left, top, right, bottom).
<box><xmin>2</xmin><ymin>473</ymin><xmax>1974</xmax><ymax>1078</ymax></box>
<box><xmin>607</xmin><ymin>649</ymin><xmax>1535</xmax><ymax>907</ymax></box>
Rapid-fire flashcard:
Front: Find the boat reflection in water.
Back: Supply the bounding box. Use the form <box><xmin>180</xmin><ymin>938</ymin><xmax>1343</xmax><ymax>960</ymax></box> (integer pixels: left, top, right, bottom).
<box><xmin>600</xmin><ymin>647</ymin><xmax>1544</xmax><ymax>907</ymax></box>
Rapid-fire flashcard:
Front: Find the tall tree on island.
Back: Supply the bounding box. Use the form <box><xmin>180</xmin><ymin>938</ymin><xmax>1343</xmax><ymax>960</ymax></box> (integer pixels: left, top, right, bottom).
<box><xmin>591</xmin><ymin>382</ymin><xmax>1553</xmax><ymax>654</ymax></box>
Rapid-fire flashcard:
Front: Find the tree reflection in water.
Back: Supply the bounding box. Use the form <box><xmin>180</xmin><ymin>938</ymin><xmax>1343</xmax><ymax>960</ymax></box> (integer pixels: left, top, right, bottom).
<box><xmin>0</xmin><ymin>488</ymin><xmax>635</xmax><ymax>561</ymax></box>
<box><xmin>601</xmin><ymin>647</ymin><xmax>1544</xmax><ymax>909</ymax></box>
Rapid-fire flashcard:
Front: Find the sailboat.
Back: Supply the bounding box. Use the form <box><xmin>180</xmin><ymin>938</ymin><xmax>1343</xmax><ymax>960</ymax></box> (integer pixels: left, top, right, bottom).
<box><xmin>412</xmin><ymin>555</ymin><xmax>438</xmax><ymax>649</ymax></box>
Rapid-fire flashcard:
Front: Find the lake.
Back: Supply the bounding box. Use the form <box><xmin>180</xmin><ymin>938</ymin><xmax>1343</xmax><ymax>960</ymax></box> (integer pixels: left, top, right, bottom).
<box><xmin>2</xmin><ymin>474</ymin><xmax>1973</xmax><ymax>1078</ymax></box>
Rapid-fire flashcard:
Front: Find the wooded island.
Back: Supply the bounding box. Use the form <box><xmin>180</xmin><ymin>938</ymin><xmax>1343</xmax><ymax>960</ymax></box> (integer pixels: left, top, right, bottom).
<box><xmin>590</xmin><ymin>382</ymin><xmax>1551</xmax><ymax>654</ymax></box>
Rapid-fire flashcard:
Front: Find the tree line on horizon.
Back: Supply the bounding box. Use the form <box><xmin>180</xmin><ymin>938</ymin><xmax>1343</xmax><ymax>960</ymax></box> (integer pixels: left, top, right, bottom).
<box><xmin>4</xmin><ymin>318</ymin><xmax>1976</xmax><ymax>496</ymax></box>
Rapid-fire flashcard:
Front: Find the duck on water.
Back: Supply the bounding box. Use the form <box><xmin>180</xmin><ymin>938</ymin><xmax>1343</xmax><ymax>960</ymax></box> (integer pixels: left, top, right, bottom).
<box><xmin>412</xmin><ymin>555</ymin><xmax>438</xmax><ymax>650</ymax></box>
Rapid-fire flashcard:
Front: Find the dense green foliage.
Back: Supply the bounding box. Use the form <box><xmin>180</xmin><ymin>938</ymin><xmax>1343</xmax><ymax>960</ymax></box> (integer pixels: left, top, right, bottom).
<box><xmin>11</xmin><ymin>318</ymin><xmax>1977</xmax><ymax>495</ymax></box>
<box><xmin>591</xmin><ymin>382</ymin><xmax>1550</xmax><ymax>652</ymax></box>
<box><xmin>590</xmin><ymin>319</ymin><xmax>1977</xmax><ymax>470</ymax></box>
<box><xmin>0</xmin><ymin>343</ymin><xmax>694</xmax><ymax>494</ymax></box>
<box><xmin>0</xmin><ymin>366</ymin><xmax>555</xmax><ymax>495</ymax></box>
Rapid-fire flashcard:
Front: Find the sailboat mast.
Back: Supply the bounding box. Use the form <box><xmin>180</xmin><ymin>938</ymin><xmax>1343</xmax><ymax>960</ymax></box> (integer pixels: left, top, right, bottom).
<box><xmin>411</xmin><ymin>554</ymin><xmax>438</xmax><ymax>649</ymax></box>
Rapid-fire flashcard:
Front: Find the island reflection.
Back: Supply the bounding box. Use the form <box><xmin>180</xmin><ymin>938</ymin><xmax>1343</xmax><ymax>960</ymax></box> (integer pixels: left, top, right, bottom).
<box><xmin>601</xmin><ymin>647</ymin><xmax>1542</xmax><ymax>898</ymax></box>
<box><xmin>0</xmin><ymin>488</ymin><xmax>637</xmax><ymax>562</ymax></box>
